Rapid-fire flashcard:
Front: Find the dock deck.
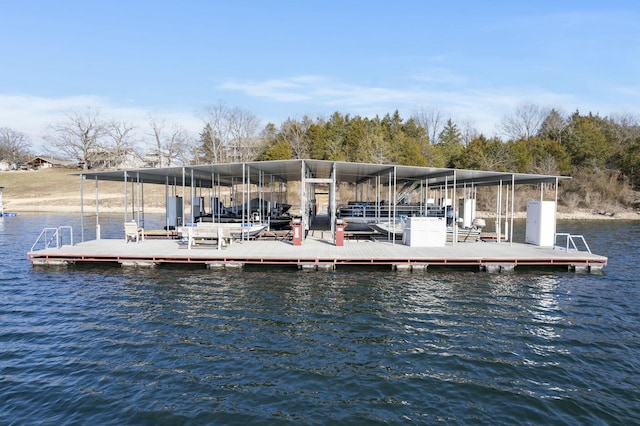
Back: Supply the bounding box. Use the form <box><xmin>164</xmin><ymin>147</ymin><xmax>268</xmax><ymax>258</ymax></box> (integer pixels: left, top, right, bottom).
<box><xmin>27</xmin><ymin>234</ymin><xmax>608</xmax><ymax>272</ymax></box>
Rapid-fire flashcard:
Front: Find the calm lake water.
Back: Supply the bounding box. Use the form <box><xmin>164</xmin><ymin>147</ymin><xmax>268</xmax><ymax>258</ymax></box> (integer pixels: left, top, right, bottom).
<box><xmin>1</xmin><ymin>214</ymin><xmax>639</xmax><ymax>424</ymax></box>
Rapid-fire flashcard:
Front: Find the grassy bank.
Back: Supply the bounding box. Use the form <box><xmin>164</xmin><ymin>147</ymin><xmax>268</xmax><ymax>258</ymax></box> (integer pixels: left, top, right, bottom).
<box><xmin>0</xmin><ymin>168</ymin><xmax>167</xmax><ymax>213</ymax></box>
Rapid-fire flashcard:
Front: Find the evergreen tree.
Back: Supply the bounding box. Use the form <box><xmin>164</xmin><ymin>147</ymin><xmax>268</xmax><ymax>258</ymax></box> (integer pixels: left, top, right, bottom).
<box><xmin>257</xmin><ymin>140</ymin><xmax>293</xmax><ymax>160</ymax></box>
<box><xmin>198</xmin><ymin>123</ymin><xmax>217</xmax><ymax>163</ymax></box>
<box><xmin>564</xmin><ymin>112</ymin><xmax>611</xmax><ymax>169</ymax></box>
<box><xmin>435</xmin><ymin>119</ymin><xmax>464</xmax><ymax>167</ymax></box>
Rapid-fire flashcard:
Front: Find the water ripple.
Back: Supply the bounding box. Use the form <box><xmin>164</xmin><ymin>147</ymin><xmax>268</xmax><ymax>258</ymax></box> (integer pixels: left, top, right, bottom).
<box><xmin>1</xmin><ymin>216</ymin><xmax>640</xmax><ymax>424</ymax></box>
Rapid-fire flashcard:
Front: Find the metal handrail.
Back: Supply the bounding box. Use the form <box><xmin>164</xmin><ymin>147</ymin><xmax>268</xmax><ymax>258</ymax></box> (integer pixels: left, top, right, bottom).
<box><xmin>31</xmin><ymin>226</ymin><xmax>74</xmax><ymax>251</ymax></box>
<box><xmin>555</xmin><ymin>233</ymin><xmax>591</xmax><ymax>253</ymax></box>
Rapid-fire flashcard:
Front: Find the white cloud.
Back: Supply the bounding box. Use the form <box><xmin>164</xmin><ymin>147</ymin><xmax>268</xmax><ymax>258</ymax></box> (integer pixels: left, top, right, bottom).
<box><xmin>4</xmin><ymin>75</ymin><xmax>638</xmax><ymax>157</ymax></box>
<box><xmin>217</xmin><ymin>75</ymin><xmax>580</xmax><ymax>136</ymax></box>
<box><xmin>0</xmin><ymin>94</ymin><xmax>203</xmax><ymax>152</ymax></box>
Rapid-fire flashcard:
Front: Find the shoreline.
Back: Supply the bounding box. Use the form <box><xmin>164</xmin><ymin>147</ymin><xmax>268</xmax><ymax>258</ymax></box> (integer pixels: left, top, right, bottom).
<box><xmin>3</xmin><ymin>204</ymin><xmax>639</xmax><ymax>220</ymax></box>
<box><xmin>2</xmin><ymin>168</ymin><xmax>639</xmax><ymax>220</ymax></box>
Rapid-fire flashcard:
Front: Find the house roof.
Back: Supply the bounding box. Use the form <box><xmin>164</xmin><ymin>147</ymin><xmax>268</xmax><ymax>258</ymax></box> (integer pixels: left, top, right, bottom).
<box><xmin>79</xmin><ymin>159</ymin><xmax>568</xmax><ymax>189</ymax></box>
<box><xmin>28</xmin><ymin>156</ymin><xmax>75</xmax><ymax>166</ymax></box>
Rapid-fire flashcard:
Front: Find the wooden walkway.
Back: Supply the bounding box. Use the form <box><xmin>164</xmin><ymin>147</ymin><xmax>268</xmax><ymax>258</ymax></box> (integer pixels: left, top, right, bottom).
<box><xmin>28</xmin><ymin>235</ymin><xmax>608</xmax><ymax>272</ymax></box>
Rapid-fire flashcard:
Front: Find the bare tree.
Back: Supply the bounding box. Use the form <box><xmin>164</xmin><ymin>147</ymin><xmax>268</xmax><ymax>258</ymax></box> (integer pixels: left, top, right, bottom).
<box><xmin>0</xmin><ymin>127</ymin><xmax>31</xmax><ymax>163</ymax></box>
<box><xmin>412</xmin><ymin>106</ymin><xmax>444</xmax><ymax>144</ymax></box>
<box><xmin>498</xmin><ymin>103</ymin><xmax>549</xmax><ymax>141</ymax></box>
<box><xmin>531</xmin><ymin>156</ymin><xmax>560</xmax><ymax>175</ymax></box>
<box><xmin>45</xmin><ymin>108</ymin><xmax>106</xmax><ymax>170</ymax></box>
<box><xmin>459</xmin><ymin>118</ymin><xmax>479</xmax><ymax>147</ymax></box>
<box><xmin>148</xmin><ymin>116</ymin><xmax>167</xmax><ymax>167</ymax></box>
<box><xmin>227</xmin><ymin>107</ymin><xmax>261</xmax><ymax>162</ymax></box>
<box><xmin>608</xmin><ymin>113</ymin><xmax>640</xmax><ymax>146</ymax></box>
<box><xmin>148</xmin><ymin>116</ymin><xmax>192</xmax><ymax>167</ymax></box>
<box><xmin>280</xmin><ymin>116</ymin><xmax>312</xmax><ymax>159</ymax></box>
<box><xmin>538</xmin><ymin>108</ymin><xmax>567</xmax><ymax>143</ymax></box>
<box><xmin>105</xmin><ymin>120</ymin><xmax>137</xmax><ymax>168</ymax></box>
<box><xmin>199</xmin><ymin>102</ymin><xmax>232</xmax><ymax>163</ymax></box>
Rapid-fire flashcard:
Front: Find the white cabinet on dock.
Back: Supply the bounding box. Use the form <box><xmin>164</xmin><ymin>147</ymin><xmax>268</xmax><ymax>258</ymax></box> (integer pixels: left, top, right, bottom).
<box><xmin>526</xmin><ymin>200</ymin><xmax>556</xmax><ymax>246</ymax></box>
<box><xmin>458</xmin><ymin>198</ymin><xmax>476</xmax><ymax>229</ymax></box>
<box><xmin>403</xmin><ymin>217</ymin><xmax>446</xmax><ymax>247</ymax></box>
<box><xmin>166</xmin><ymin>196</ymin><xmax>183</xmax><ymax>229</ymax></box>
<box><xmin>192</xmin><ymin>196</ymin><xmax>205</xmax><ymax>219</ymax></box>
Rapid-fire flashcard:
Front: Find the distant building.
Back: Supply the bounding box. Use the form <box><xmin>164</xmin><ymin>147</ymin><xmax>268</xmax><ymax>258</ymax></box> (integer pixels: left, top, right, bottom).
<box><xmin>26</xmin><ymin>156</ymin><xmax>76</xmax><ymax>169</ymax></box>
<box><xmin>87</xmin><ymin>148</ymin><xmax>147</xmax><ymax>169</ymax></box>
<box><xmin>142</xmin><ymin>150</ymin><xmax>181</xmax><ymax>168</ymax></box>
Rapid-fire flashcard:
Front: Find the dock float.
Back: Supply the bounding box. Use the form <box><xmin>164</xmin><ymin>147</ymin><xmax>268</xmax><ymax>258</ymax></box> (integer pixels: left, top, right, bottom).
<box><xmin>27</xmin><ymin>236</ymin><xmax>607</xmax><ymax>273</ymax></box>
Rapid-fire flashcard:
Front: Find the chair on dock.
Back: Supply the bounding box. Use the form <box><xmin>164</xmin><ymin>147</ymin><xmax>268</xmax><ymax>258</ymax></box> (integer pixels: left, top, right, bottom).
<box><xmin>124</xmin><ymin>221</ymin><xmax>144</xmax><ymax>243</ymax></box>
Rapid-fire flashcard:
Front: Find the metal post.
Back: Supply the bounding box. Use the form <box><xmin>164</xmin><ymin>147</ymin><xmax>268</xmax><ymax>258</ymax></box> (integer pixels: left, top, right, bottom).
<box><xmin>387</xmin><ymin>171</ymin><xmax>392</xmax><ymax>242</ymax></box>
<box><xmin>510</xmin><ymin>174</ymin><xmax>515</xmax><ymax>245</ymax></box>
<box><xmin>181</xmin><ymin>167</ymin><xmax>185</xmax><ymax>226</ymax></box>
<box><xmin>80</xmin><ymin>175</ymin><xmax>85</xmax><ymax>242</ymax></box>
<box><xmin>190</xmin><ymin>168</ymin><xmax>195</xmax><ymax>224</ymax></box>
<box><xmin>243</xmin><ymin>164</ymin><xmax>247</xmax><ymax>240</ymax></box>
<box><xmin>140</xmin><ymin>176</ymin><xmax>145</xmax><ymax>228</ymax></box>
<box><xmin>393</xmin><ymin>167</ymin><xmax>398</xmax><ymax>245</ymax></box>
<box><xmin>95</xmin><ymin>176</ymin><xmax>100</xmax><ymax>240</ymax></box>
<box><xmin>496</xmin><ymin>180</ymin><xmax>502</xmax><ymax>243</ymax></box>
<box><xmin>554</xmin><ymin>177</ymin><xmax>559</xmax><ymax>239</ymax></box>
<box><xmin>300</xmin><ymin>160</ymin><xmax>305</xmax><ymax>240</ymax></box>
<box><xmin>331</xmin><ymin>162</ymin><xmax>336</xmax><ymax>237</ymax></box>
<box><xmin>123</xmin><ymin>171</ymin><xmax>128</xmax><ymax>224</ymax></box>
<box><xmin>452</xmin><ymin>170</ymin><xmax>457</xmax><ymax>246</ymax></box>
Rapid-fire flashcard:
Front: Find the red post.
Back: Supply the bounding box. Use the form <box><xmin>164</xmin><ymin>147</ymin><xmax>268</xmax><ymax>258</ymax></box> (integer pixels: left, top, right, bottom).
<box><xmin>335</xmin><ymin>219</ymin><xmax>345</xmax><ymax>246</ymax></box>
<box><xmin>291</xmin><ymin>218</ymin><xmax>302</xmax><ymax>246</ymax></box>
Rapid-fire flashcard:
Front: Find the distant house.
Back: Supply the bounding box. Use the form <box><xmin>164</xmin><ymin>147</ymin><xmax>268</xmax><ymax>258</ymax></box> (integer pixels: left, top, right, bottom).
<box><xmin>141</xmin><ymin>150</ymin><xmax>183</xmax><ymax>168</ymax></box>
<box><xmin>86</xmin><ymin>148</ymin><xmax>147</xmax><ymax>169</ymax></box>
<box><xmin>0</xmin><ymin>160</ymin><xmax>11</xmax><ymax>171</ymax></box>
<box><xmin>26</xmin><ymin>156</ymin><xmax>76</xmax><ymax>169</ymax></box>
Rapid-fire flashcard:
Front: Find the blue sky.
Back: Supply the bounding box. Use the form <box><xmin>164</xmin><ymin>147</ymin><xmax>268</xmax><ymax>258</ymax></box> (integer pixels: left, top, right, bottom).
<box><xmin>1</xmin><ymin>1</ymin><xmax>639</xmax><ymax>149</ymax></box>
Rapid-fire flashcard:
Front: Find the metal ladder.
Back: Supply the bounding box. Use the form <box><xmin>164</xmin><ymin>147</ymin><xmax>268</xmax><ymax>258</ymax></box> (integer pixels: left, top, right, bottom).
<box><xmin>555</xmin><ymin>233</ymin><xmax>591</xmax><ymax>253</ymax></box>
<box><xmin>31</xmin><ymin>226</ymin><xmax>74</xmax><ymax>251</ymax></box>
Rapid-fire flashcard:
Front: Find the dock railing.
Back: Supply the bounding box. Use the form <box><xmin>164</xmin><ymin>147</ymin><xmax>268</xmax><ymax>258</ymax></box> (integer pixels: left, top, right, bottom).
<box><xmin>31</xmin><ymin>226</ymin><xmax>74</xmax><ymax>252</ymax></box>
<box><xmin>555</xmin><ymin>233</ymin><xmax>591</xmax><ymax>253</ymax></box>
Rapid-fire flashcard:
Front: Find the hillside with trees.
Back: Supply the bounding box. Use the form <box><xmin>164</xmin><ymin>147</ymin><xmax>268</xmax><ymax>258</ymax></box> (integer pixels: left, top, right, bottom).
<box><xmin>2</xmin><ymin>103</ymin><xmax>639</xmax><ymax>214</ymax></box>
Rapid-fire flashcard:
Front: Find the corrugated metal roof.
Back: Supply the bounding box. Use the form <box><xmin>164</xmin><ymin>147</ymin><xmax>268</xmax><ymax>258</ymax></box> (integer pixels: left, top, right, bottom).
<box><xmin>80</xmin><ymin>159</ymin><xmax>568</xmax><ymax>188</ymax></box>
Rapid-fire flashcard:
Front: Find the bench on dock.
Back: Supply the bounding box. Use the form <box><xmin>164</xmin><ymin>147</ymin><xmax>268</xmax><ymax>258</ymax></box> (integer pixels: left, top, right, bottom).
<box><xmin>143</xmin><ymin>229</ymin><xmax>179</xmax><ymax>239</ymax></box>
<box><xmin>447</xmin><ymin>227</ymin><xmax>482</xmax><ymax>243</ymax></box>
<box><xmin>258</xmin><ymin>230</ymin><xmax>292</xmax><ymax>241</ymax></box>
<box><xmin>178</xmin><ymin>224</ymin><xmax>233</xmax><ymax>250</ymax></box>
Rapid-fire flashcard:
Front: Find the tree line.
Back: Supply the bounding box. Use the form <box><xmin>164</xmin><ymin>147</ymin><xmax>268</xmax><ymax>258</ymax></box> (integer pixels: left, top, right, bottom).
<box><xmin>2</xmin><ymin>102</ymin><xmax>639</xmax><ymax>209</ymax></box>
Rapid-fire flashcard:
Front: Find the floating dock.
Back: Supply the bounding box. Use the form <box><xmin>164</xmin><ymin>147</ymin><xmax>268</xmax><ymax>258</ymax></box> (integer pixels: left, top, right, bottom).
<box><xmin>27</xmin><ymin>234</ymin><xmax>607</xmax><ymax>272</ymax></box>
<box><xmin>27</xmin><ymin>160</ymin><xmax>609</xmax><ymax>273</ymax></box>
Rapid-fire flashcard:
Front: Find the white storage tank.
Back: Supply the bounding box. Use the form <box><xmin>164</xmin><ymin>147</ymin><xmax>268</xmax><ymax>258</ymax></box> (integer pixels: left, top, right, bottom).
<box><xmin>526</xmin><ymin>200</ymin><xmax>556</xmax><ymax>246</ymax></box>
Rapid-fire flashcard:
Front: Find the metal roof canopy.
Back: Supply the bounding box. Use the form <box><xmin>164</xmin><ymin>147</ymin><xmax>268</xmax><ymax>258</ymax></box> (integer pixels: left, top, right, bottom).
<box><xmin>80</xmin><ymin>159</ymin><xmax>567</xmax><ymax>188</ymax></box>
<box><xmin>79</xmin><ymin>160</ymin><xmax>567</xmax><ymax>245</ymax></box>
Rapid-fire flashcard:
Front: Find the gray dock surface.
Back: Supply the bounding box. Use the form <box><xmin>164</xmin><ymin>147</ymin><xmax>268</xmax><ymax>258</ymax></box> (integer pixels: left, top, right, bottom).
<box><xmin>28</xmin><ymin>234</ymin><xmax>608</xmax><ymax>272</ymax></box>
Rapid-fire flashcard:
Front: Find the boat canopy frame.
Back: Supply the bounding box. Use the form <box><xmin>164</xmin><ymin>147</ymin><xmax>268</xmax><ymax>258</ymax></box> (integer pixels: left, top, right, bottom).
<box><xmin>79</xmin><ymin>159</ymin><xmax>568</xmax><ymax>244</ymax></box>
